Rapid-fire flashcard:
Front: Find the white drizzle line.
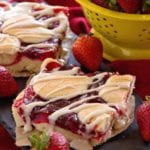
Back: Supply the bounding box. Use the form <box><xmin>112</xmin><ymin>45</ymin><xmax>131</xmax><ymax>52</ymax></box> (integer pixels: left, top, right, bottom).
<box><xmin>23</xmin><ymin>43</ymin><xmax>57</xmax><ymax>50</ymax></box>
<box><xmin>81</xmin><ymin>109</ymin><xmax>110</xmax><ymax>123</ymax></box>
<box><xmin>30</xmin><ymin>67</ymin><xmax>80</xmax><ymax>85</ymax></box>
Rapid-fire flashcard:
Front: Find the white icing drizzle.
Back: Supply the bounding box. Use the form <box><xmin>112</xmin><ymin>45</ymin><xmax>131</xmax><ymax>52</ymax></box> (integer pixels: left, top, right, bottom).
<box><xmin>81</xmin><ymin>109</ymin><xmax>112</xmax><ymax>124</ymax></box>
<box><xmin>24</xmin><ymin>43</ymin><xmax>57</xmax><ymax>50</ymax></box>
<box><xmin>30</xmin><ymin>67</ymin><xmax>80</xmax><ymax>85</ymax></box>
<box><xmin>21</xmin><ymin>68</ymin><xmax>133</xmax><ymax>134</ymax></box>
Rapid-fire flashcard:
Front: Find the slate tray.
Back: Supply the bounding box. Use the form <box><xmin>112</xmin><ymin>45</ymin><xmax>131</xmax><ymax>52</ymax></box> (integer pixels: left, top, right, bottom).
<box><xmin>0</xmin><ymin>54</ymin><xmax>150</xmax><ymax>150</ymax></box>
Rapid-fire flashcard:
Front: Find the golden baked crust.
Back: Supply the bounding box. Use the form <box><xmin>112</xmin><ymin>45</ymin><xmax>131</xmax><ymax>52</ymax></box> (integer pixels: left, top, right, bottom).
<box><xmin>12</xmin><ymin>59</ymin><xmax>136</xmax><ymax>148</ymax></box>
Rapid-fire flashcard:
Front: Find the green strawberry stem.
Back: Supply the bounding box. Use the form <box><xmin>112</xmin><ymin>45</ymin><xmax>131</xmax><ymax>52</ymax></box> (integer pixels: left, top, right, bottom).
<box><xmin>29</xmin><ymin>132</ymin><xmax>49</xmax><ymax>150</ymax></box>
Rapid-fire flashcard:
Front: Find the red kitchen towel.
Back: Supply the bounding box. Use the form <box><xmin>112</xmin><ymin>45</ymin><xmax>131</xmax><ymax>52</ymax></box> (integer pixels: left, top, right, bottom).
<box><xmin>109</xmin><ymin>60</ymin><xmax>150</xmax><ymax>100</ymax></box>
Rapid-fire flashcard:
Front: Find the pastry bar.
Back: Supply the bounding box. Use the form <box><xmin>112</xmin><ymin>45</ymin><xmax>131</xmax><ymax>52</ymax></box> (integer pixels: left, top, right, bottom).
<box><xmin>12</xmin><ymin>58</ymin><xmax>136</xmax><ymax>149</ymax></box>
<box><xmin>0</xmin><ymin>1</ymin><xmax>69</xmax><ymax>76</ymax></box>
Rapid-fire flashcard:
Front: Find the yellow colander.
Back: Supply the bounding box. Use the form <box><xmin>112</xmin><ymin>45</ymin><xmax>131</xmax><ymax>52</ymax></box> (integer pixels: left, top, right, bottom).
<box><xmin>76</xmin><ymin>0</ymin><xmax>150</xmax><ymax>61</ymax></box>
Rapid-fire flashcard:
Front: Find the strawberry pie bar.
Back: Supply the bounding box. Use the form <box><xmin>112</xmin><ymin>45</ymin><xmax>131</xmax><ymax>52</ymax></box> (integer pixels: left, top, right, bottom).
<box><xmin>0</xmin><ymin>1</ymin><xmax>69</xmax><ymax>76</ymax></box>
<box><xmin>12</xmin><ymin>58</ymin><xmax>136</xmax><ymax>149</ymax></box>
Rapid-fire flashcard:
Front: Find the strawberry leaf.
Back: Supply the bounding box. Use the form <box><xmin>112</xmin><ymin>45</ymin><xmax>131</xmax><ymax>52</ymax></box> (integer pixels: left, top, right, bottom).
<box><xmin>40</xmin><ymin>132</ymin><xmax>49</xmax><ymax>150</ymax></box>
<box><xmin>29</xmin><ymin>132</ymin><xmax>49</xmax><ymax>150</ymax></box>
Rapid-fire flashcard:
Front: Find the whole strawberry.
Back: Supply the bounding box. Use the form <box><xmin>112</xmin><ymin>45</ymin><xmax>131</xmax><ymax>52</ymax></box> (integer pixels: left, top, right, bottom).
<box><xmin>136</xmin><ymin>101</ymin><xmax>150</xmax><ymax>141</ymax></box>
<box><xmin>0</xmin><ymin>66</ymin><xmax>18</xmax><ymax>97</ymax></box>
<box><xmin>117</xmin><ymin>0</ymin><xmax>142</xmax><ymax>13</ymax></box>
<box><xmin>72</xmin><ymin>35</ymin><xmax>103</xmax><ymax>72</ymax></box>
<box><xmin>29</xmin><ymin>132</ymin><xmax>69</xmax><ymax>150</ymax></box>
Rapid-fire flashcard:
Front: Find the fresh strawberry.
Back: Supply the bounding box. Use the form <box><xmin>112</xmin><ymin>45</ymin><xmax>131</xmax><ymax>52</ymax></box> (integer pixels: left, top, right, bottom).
<box><xmin>117</xmin><ymin>0</ymin><xmax>142</xmax><ymax>13</ymax></box>
<box><xmin>72</xmin><ymin>35</ymin><xmax>103</xmax><ymax>72</ymax></box>
<box><xmin>29</xmin><ymin>132</ymin><xmax>69</xmax><ymax>150</ymax></box>
<box><xmin>0</xmin><ymin>66</ymin><xmax>18</xmax><ymax>97</ymax></box>
<box><xmin>136</xmin><ymin>100</ymin><xmax>150</xmax><ymax>141</ymax></box>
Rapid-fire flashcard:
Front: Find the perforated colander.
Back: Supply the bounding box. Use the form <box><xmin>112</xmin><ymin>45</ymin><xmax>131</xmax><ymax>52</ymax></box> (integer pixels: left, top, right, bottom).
<box><xmin>76</xmin><ymin>0</ymin><xmax>150</xmax><ymax>61</ymax></box>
